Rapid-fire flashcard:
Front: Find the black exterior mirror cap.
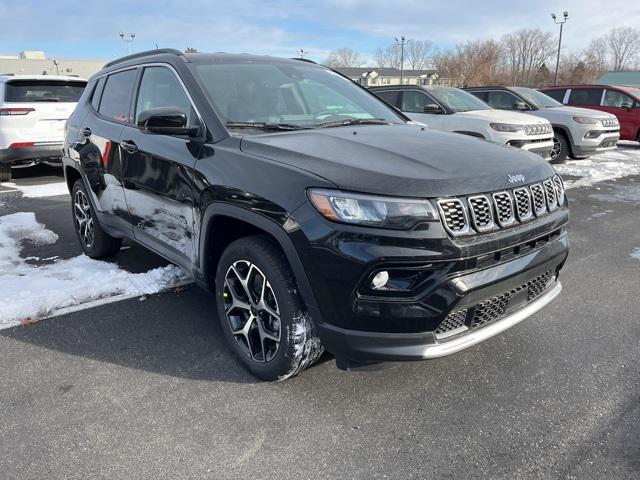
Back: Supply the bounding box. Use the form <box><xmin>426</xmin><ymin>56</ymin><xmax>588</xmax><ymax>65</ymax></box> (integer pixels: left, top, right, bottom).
<box><xmin>138</xmin><ymin>107</ymin><xmax>193</xmax><ymax>135</ymax></box>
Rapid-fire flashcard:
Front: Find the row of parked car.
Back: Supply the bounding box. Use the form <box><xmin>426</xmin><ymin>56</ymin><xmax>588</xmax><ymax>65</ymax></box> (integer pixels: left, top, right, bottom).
<box><xmin>370</xmin><ymin>84</ymin><xmax>628</xmax><ymax>164</ymax></box>
<box><xmin>1</xmin><ymin>70</ymin><xmax>639</xmax><ymax>181</ymax></box>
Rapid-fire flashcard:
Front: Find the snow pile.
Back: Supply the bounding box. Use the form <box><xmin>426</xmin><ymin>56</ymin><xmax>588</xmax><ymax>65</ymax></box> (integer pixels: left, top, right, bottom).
<box><xmin>555</xmin><ymin>147</ymin><xmax>640</xmax><ymax>189</ymax></box>
<box><xmin>0</xmin><ymin>181</ymin><xmax>69</xmax><ymax>198</ymax></box>
<box><xmin>631</xmin><ymin>248</ymin><xmax>640</xmax><ymax>261</ymax></box>
<box><xmin>0</xmin><ymin>212</ymin><xmax>189</xmax><ymax>329</ymax></box>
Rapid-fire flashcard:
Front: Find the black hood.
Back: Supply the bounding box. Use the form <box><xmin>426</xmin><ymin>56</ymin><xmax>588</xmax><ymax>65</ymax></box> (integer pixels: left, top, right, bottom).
<box><xmin>240</xmin><ymin>124</ymin><xmax>555</xmax><ymax>197</ymax></box>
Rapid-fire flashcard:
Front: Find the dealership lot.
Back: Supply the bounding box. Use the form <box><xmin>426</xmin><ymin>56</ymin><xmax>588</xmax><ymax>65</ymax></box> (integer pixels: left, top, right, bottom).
<box><xmin>1</xmin><ymin>149</ymin><xmax>640</xmax><ymax>479</ymax></box>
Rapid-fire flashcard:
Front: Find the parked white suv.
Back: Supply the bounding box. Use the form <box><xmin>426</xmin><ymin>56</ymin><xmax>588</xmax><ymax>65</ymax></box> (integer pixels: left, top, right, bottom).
<box><xmin>371</xmin><ymin>85</ymin><xmax>554</xmax><ymax>159</ymax></box>
<box><xmin>465</xmin><ymin>86</ymin><xmax>620</xmax><ymax>163</ymax></box>
<box><xmin>0</xmin><ymin>75</ymin><xmax>87</xmax><ymax>181</ymax></box>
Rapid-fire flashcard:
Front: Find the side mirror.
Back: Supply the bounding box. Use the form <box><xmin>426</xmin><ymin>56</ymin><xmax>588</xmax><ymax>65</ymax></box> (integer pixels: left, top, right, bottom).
<box><xmin>137</xmin><ymin>107</ymin><xmax>191</xmax><ymax>135</ymax></box>
<box><xmin>513</xmin><ymin>101</ymin><xmax>529</xmax><ymax>111</ymax></box>
<box><xmin>621</xmin><ymin>102</ymin><xmax>633</xmax><ymax>110</ymax></box>
<box><xmin>423</xmin><ymin>103</ymin><xmax>443</xmax><ymax>114</ymax></box>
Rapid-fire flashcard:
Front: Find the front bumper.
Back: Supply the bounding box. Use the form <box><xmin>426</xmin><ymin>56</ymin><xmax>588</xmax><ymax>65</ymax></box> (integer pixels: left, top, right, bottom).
<box><xmin>572</xmin><ymin>130</ymin><xmax>620</xmax><ymax>156</ymax></box>
<box><xmin>0</xmin><ymin>143</ymin><xmax>64</xmax><ymax>166</ymax></box>
<box><xmin>509</xmin><ymin>138</ymin><xmax>554</xmax><ymax>158</ymax></box>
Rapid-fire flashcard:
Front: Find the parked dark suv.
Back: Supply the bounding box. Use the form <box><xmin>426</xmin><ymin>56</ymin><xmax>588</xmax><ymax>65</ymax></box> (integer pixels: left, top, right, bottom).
<box><xmin>63</xmin><ymin>49</ymin><xmax>569</xmax><ymax>380</ymax></box>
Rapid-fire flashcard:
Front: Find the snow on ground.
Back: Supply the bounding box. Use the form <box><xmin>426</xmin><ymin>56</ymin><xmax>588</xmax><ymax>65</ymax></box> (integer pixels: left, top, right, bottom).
<box><xmin>554</xmin><ymin>146</ymin><xmax>640</xmax><ymax>189</ymax></box>
<box><xmin>0</xmin><ymin>181</ymin><xmax>69</xmax><ymax>198</ymax></box>
<box><xmin>0</xmin><ymin>212</ymin><xmax>189</xmax><ymax>330</ymax></box>
<box><xmin>631</xmin><ymin>248</ymin><xmax>640</xmax><ymax>261</ymax></box>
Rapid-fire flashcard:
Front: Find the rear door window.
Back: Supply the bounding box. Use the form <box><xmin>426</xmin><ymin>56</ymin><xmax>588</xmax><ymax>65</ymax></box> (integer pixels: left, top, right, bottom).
<box><xmin>401</xmin><ymin>90</ymin><xmax>435</xmax><ymax>113</ymax></box>
<box><xmin>98</xmin><ymin>69</ymin><xmax>137</xmax><ymax>123</ymax></box>
<box><xmin>4</xmin><ymin>80</ymin><xmax>86</xmax><ymax>102</ymax></box>
<box><xmin>568</xmin><ymin>88</ymin><xmax>603</xmax><ymax>106</ymax></box>
<box><xmin>544</xmin><ymin>89</ymin><xmax>567</xmax><ymax>103</ymax></box>
<box><xmin>374</xmin><ymin>90</ymin><xmax>401</xmax><ymax>108</ymax></box>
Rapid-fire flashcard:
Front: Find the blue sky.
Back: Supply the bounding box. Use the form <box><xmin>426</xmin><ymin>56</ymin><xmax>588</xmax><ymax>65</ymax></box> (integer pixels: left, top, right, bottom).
<box><xmin>1</xmin><ymin>0</ymin><xmax>639</xmax><ymax>63</ymax></box>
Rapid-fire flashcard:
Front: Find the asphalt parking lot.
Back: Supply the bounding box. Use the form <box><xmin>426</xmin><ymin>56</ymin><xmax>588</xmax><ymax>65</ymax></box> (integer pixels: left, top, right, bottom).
<box><xmin>1</xmin><ymin>153</ymin><xmax>640</xmax><ymax>479</ymax></box>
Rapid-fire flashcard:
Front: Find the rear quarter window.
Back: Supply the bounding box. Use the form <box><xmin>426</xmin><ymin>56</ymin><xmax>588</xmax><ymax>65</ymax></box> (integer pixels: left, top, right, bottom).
<box><xmin>4</xmin><ymin>80</ymin><xmax>86</xmax><ymax>102</ymax></box>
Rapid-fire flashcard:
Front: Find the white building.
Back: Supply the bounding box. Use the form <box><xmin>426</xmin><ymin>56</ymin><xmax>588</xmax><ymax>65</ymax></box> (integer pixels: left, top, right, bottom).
<box><xmin>0</xmin><ymin>51</ymin><xmax>105</xmax><ymax>79</ymax></box>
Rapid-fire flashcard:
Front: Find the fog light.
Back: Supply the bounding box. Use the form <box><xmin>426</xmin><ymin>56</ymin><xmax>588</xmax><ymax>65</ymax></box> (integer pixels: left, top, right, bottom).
<box><xmin>371</xmin><ymin>271</ymin><xmax>390</xmax><ymax>290</ymax></box>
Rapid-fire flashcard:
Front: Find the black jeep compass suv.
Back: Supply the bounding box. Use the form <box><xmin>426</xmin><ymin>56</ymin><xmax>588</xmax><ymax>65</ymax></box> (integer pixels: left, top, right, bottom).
<box><xmin>62</xmin><ymin>49</ymin><xmax>569</xmax><ymax>380</ymax></box>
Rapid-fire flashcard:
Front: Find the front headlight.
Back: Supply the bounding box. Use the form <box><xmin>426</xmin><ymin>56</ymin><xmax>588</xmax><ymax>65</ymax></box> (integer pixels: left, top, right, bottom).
<box><xmin>308</xmin><ymin>189</ymin><xmax>438</xmax><ymax>229</ymax></box>
<box><xmin>490</xmin><ymin>123</ymin><xmax>524</xmax><ymax>133</ymax></box>
<box><xmin>572</xmin><ymin>116</ymin><xmax>601</xmax><ymax>125</ymax></box>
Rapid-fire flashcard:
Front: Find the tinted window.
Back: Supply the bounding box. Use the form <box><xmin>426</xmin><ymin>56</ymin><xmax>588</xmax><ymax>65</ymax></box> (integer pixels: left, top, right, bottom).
<box><xmin>543</xmin><ymin>89</ymin><xmax>567</xmax><ymax>103</ymax></box>
<box><xmin>470</xmin><ymin>91</ymin><xmax>489</xmax><ymax>102</ymax></box>
<box><xmin>5</xmin><ymin>80</ymin><xmax>86</xmax><ymax>102</ymax></box>
<box><xmin>426</xmin><ymin>87</ymin><xmax>491</xmax><ymax>113</ymax></box>
<box><xmin>135</xmin><ymin>67</ymin><xmax>195</xmax><ymax>126</ymax></box>
<box><xmin>401</xmin><ymin>90</ymin><xmax>435</xmax><ymax>113</ymax></box>
<box><xmin>482</xmin><ymin>90</ymin><xmax>523</xmax><ymax>110</ymax></box>
<box><xmin>568</xmin><ymin>88</ymin><xmax>603</xmax><ymax>106</ymax></box>
<box><xmin>374</xmin><ymin>90</ymin><xmax>400</xmax><ymax>108</ymax></box>
<box><xmin>90</xmin><ymin>77</ymin><xmax>105</xmax><ymax>110</ymax></box>
<box><xmin>603</xmin><ymin>89</ymin><xmax>635</xmax><ymax>108</ymax></box>
<box><xmin>98</xmin><ymin>69</ymin><xmax>137</xmax><ymax>122</ymax></box>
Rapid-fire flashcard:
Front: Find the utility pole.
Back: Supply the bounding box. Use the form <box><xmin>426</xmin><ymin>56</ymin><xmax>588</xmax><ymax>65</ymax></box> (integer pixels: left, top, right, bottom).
<box><xmin>395</xmin><ymin>36</ymin><xmax>410</xmax><ymax>84</ymax></box>
<box><xmin>119</xmin><ymin>32</ymin><xmax>136</xmax><ymax>55</ymax></box>
<box><xmin>53</xmin><ymin>59</ymin><xmax>59</xmax><ymax>76</ymax></box>
<box><xmin>551</xmin><ymin>11</ymin><xmax>569</xmax><ymax>86</ymax></box>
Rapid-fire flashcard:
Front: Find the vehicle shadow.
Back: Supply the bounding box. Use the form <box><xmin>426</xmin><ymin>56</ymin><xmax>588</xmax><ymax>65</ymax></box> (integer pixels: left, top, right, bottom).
<box><xmin>0</xmin><ymin>284</ymin><xmax>331</xmax><ymax>384</ymax></box>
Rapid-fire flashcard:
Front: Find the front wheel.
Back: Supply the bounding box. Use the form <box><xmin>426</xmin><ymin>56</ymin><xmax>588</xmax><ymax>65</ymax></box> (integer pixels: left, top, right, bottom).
<box><xmin>215</xmin><ymin>235</ymin><xmax>324</xmax><ymax>381</ymax></box>
<box><xmin>550</xmin><ymin>131</ymin><xmax>570</xmax><ymax>164</ymax></box>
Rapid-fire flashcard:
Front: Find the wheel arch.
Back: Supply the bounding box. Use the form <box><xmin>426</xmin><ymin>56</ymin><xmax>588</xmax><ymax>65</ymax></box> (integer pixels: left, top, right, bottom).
<box><xmin>198</xmin><ymin>203</ymin><xmax>322</xmax><ymax>320</ymax></box>
<box><xmin>64</xmin><ymin>164</ymin><xmax>82</xmax><ymax>193</ymax></box>
<box><xmin>551</xmin><ymin>124</ymin><xmax>574</xmax><ymax>154</ymax></box>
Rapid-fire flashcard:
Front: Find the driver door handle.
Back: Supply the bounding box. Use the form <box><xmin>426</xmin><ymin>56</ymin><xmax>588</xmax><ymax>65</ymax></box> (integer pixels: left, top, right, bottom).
<box><xmin>120</xmin><ymin>140</ymin><xmax>138</xmax><ymax>154</ymax></box>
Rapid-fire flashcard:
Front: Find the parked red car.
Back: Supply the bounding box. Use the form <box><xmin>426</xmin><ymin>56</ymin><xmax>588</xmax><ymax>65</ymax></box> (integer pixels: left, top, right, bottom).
<box><xmin>540</xmin><ymin>84</ymin><xmax>640</xmax><ymax>142</ymax></box>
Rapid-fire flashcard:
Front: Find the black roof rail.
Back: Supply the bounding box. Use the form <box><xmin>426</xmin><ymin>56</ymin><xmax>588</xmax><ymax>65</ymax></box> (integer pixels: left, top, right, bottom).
<box><xmin>104</xmin><ymin>48</ymin><xmax>184</xmax><ymax>69</ymax></box>
<box><xmin>291</xmin><ymin>58</ymin><xmax>317</xmax><ymax>64</ymax></box>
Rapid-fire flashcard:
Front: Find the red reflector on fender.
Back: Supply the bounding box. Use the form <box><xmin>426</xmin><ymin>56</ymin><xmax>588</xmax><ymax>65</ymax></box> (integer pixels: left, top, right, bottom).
<box><xmin>9</xmin><ymin>142</ymin><xmax>35</xmax><ymax>148</ymax></box>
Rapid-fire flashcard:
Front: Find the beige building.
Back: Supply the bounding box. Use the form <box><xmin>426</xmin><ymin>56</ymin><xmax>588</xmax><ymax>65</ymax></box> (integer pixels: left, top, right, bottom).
<box><xmin>335</xmin><ymin>67</ymin><xmax>454</xmax><ymax>87</ymax></box>
<box><xmin>0</xmin><ymin>51</ymin><xmax>105</xmax><ymax>79</ymax></box>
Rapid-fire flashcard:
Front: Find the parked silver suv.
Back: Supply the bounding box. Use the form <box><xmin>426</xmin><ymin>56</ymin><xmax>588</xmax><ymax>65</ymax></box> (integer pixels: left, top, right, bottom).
<box><xmin>465</xmin><ymin>86</ymin><xmax>620</xmax><ymax>163</ymax></box>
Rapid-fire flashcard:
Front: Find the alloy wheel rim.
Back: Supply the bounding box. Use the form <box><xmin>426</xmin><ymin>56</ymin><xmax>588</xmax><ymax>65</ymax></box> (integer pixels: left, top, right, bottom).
<box><xmin>223</xmin><ymin>260</ymin><xmax>281</xmax><ymax>363</ymax></box>
<box><xmin>74</xmin><ymin>189</ymin><xmax>94</xmax><ymax>248</ymax></box>
<box><xmin>550</xmin><ymin>137</ymin><xmax>561</xmax><ymax>160</ymax></box>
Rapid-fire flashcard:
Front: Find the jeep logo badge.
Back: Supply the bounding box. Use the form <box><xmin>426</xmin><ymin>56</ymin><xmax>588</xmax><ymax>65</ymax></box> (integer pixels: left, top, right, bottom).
<box><xmin>507</xmin><ymin>174</ymin><xmax>525</xmax><ymax>184</ymax></box>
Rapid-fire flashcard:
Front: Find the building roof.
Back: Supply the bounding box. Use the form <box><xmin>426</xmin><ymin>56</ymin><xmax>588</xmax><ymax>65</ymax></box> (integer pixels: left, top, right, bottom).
<box><xmin>334</xmin><ymin>67</ymin><xmax>437</xmax><ymax>78</ymax></box>
<box><xmin>0</xmin><ymin>74</ymin><xmax>87</xmax><ymax>83</ymax></box>
<box><xmin>595</xmin><ymin>71</ymin><xmax>640</xmax><ymax>87</ymax></box>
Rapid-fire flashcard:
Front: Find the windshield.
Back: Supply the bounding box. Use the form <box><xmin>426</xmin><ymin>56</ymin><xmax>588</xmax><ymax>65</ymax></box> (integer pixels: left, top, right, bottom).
<box><xmin>4</xmin><ymin>80</ymin><xmax>86</xmax><ymax>102</ymax></box>
<box><xmin>427</xmin><ymin>87</ymin><xmax>492</xmax><ymax>113</ymax></box>
<box><xmin>512</xmin><ymin>87</ymin><xmax>562</xmax><ymax>108</ymax></box>
<box><xmin>192</xmin><ymin>61</ymin><xmax>404</xmax><ymax>131</ymax></box>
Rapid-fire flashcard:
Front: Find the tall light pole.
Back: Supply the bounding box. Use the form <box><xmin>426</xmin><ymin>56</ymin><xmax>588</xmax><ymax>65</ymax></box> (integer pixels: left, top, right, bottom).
<box><xmin>119</xmin><ymin>32</ymin><xmax>136</xmax><ymax>55</ymax></box>
<box><xmin>297</xmin><ymin>48</ymin><xmax>307</xmax><ymax>59</ymax></box>
<box><xmin>551</xmin><ymin>11</ymin><xmax>569</xmax><ymax>86</ymax></box>
<box><xmin>394</xmin><ymin>36</ymin><xmax>410</xmax><ymax>84</ymax></box>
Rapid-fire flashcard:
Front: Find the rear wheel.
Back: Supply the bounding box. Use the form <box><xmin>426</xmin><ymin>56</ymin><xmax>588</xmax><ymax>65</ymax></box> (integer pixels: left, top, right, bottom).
<box><xmin>0</xmin><ymin>163</ymin><xmax>11</xmax><ymax>182</ymax></box>
<box><xmin>215</xmin><ymin>235</ymin><xmax>324</xmax><ymax>381</ymax></box>
<box><xmin>550</xmin><ymin>130</ymin><xmax>570</xmax><ymax>164</ymax></box>
<box><xmin>71</xmin><ymin>179</ymin><xmax>122</xmax><ymax>258</ymax></box>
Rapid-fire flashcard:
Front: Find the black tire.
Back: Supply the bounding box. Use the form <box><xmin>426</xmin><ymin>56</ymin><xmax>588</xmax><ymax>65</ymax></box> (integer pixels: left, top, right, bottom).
<box><xmin>71</xmin><ymin>179</ymin><xmax>122</xmax><ymax>258</ymax></box>
<box><xmin>550</xmin><ymin>130</ymin><xmax>570</xmax><ymax>164</ymax></box>
<box><xmin>0</xmin><ymin>163</ymin><xmax>11</xmax><ymax>182</ymax></box>
<box><xmin>215</xmin><ymin>235</ymin><xmax>324</xmax><ymax>381</ymax></box>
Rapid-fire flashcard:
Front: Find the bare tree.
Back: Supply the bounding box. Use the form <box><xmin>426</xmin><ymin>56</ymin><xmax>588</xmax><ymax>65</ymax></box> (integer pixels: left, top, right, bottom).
<box><xmin>434</xmin><ymin>40</ymin><xmax>502</xmax><ymax>87</ymax></box>
<box><xmin>374</xmin><ymin>44</ymin><xmax>401</xmax><ymax>69</ymax></box>
<box><xmin>501</xmin><ymin>28</ymin><xmax>556</xmax><ymax>86</ymax></box>
<box><xmin>324</xmin><ymin>48</ymin><xmax>365</xmax><ymax>68</ymax></box>
<box><xmin>406</xmin><ymin>40</ymin><xmax>435</xmax><ymax>70</ymax></box>
<box><xmin>584</xmin><ymin>37</ymin><xmax>609</xmax><ymax>74</ymax></box>
<box><xmin>607</xmin><ymin>27</ymin><xmax>640</xmax><ymax>70</ymax></box>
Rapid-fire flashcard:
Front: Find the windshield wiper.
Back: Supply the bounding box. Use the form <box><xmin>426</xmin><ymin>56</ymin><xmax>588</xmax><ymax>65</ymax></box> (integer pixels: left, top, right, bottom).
<box><xmin>313</xmin><ymin>118</ymin><xmax>391</xmax><ymax>129</ymax></box>
<box><xmin>225</xmin><ymin>122</ymin><xmax>309</xmax><ymax>131</ymax></box>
